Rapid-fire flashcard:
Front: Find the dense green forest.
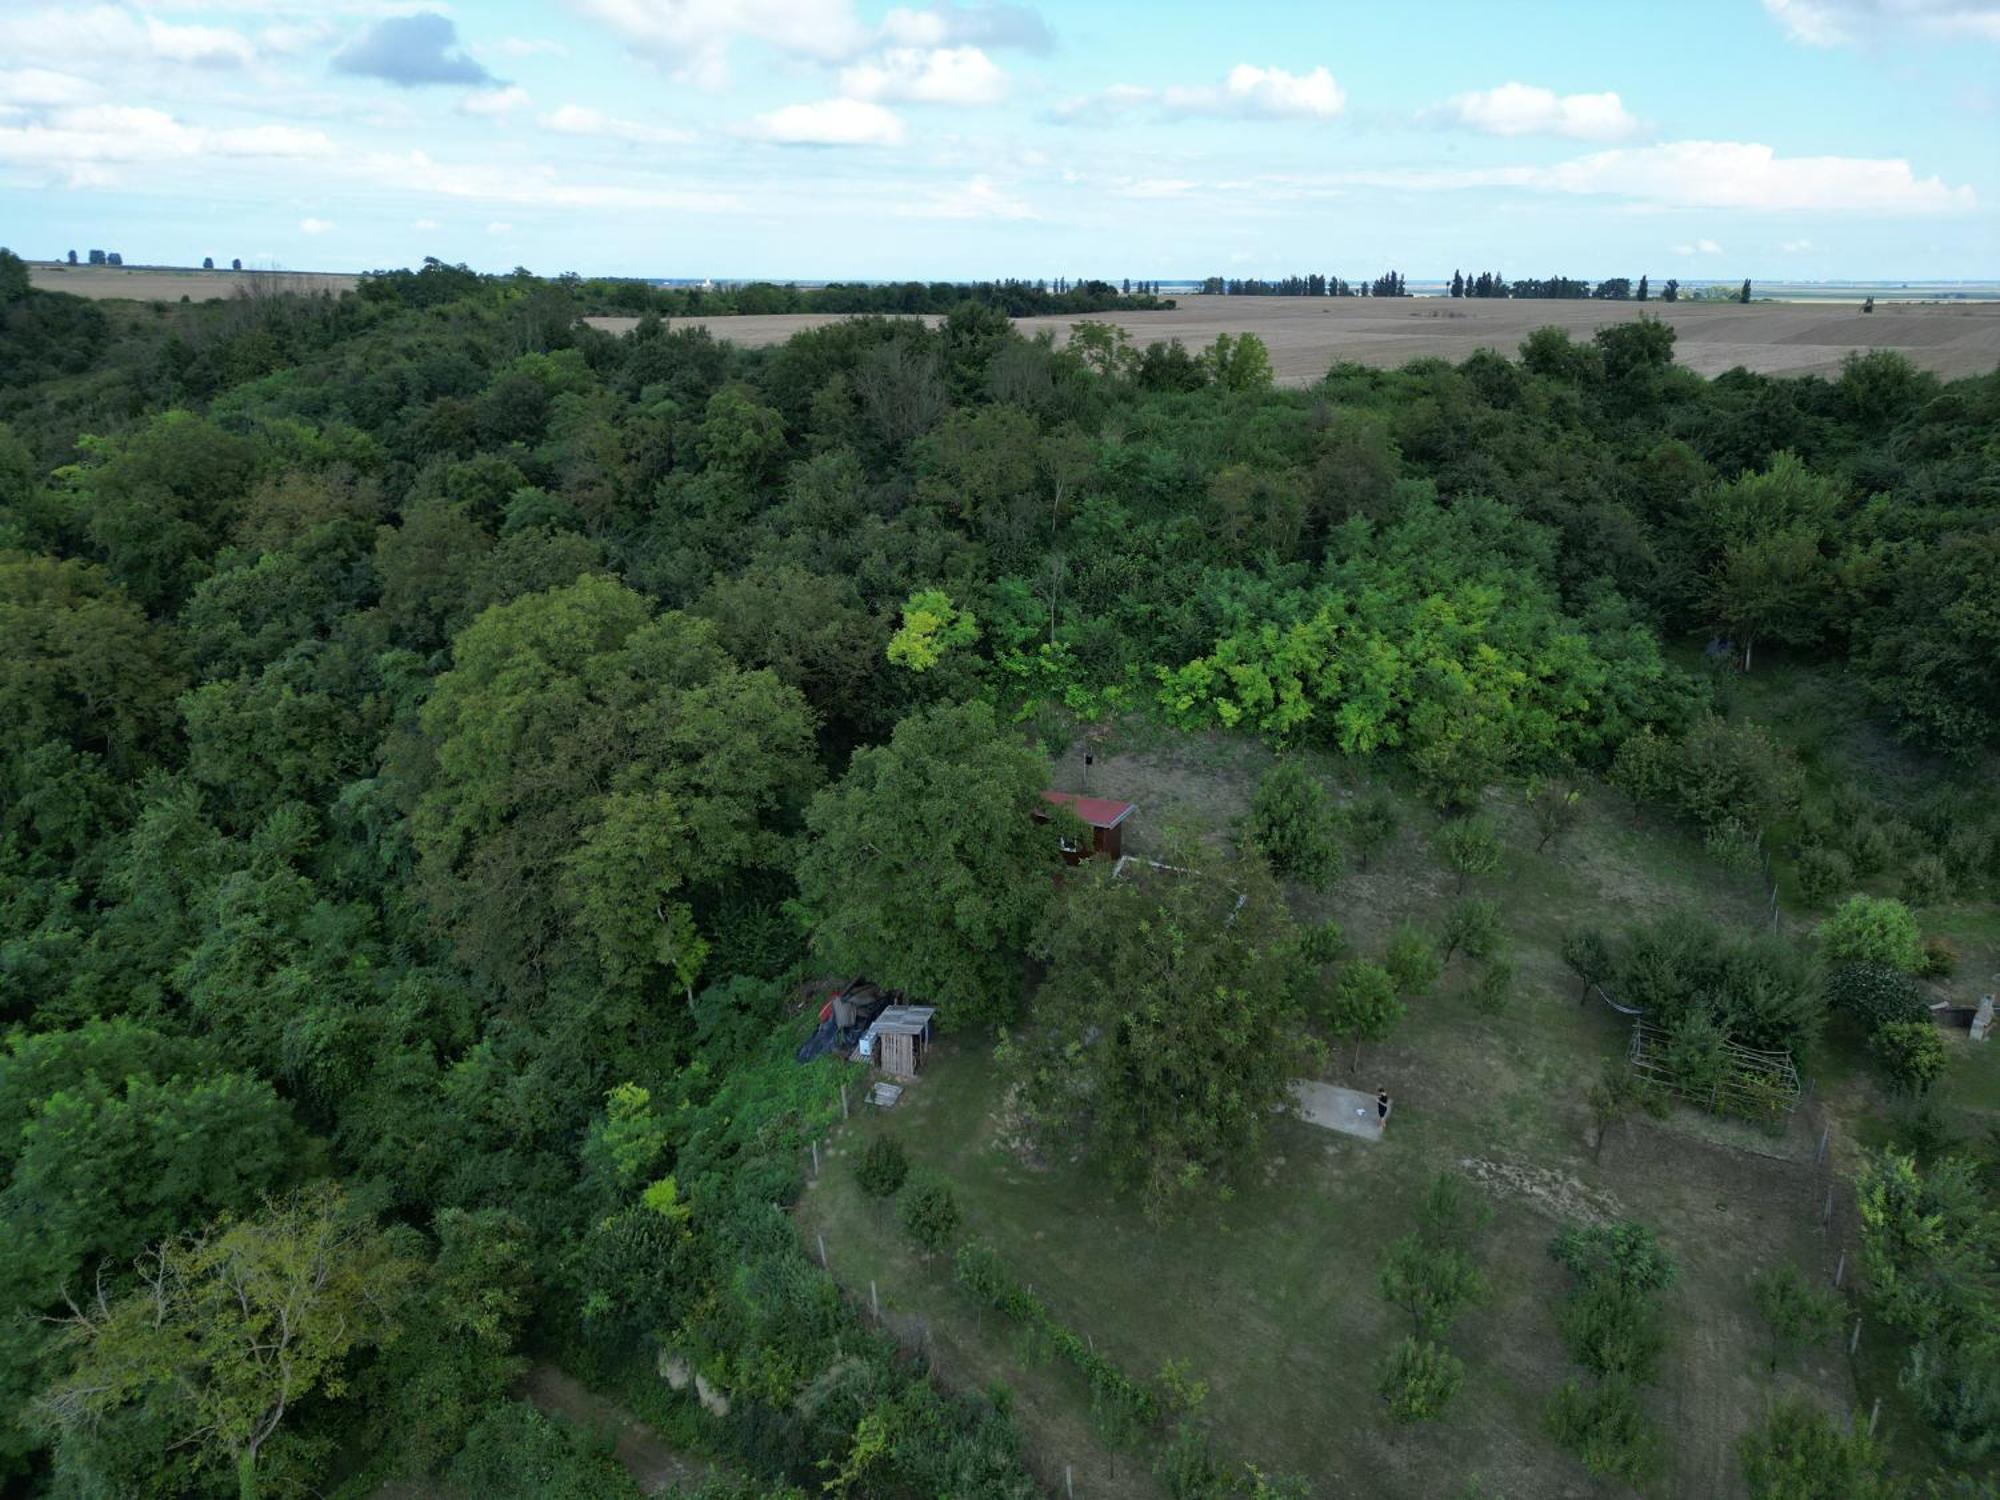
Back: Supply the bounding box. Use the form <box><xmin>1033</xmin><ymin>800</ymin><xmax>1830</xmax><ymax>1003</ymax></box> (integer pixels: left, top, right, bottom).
<box><xmin>2</xmin><ymin>244</ymin><xmax>1997</xmax><ymax>1499</ymax></box>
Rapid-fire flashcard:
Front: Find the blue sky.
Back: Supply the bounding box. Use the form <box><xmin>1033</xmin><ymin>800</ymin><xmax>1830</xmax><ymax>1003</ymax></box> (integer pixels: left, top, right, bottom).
<box><xmin>0</xmin><ymin>0</ymin><xmax>1994</xmax><ymax>280</ymax></box>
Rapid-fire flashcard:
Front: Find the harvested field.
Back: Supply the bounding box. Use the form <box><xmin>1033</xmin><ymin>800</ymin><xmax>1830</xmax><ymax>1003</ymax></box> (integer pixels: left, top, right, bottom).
<box><xmin>27</xmin><ymin>262</ymin><xmax>358</xmax><ymax>301</ymax></box>
<box><xmin>584</xmin><ymin>295</ymin><xmax>2000</xmax><ymax>382</ymax></box>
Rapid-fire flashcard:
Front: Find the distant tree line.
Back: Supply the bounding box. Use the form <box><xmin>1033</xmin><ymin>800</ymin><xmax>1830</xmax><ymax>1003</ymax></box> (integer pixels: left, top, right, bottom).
<box><xmin>1451</xmin><ymin>271</ymin><xmax>1703</xmax><ymax>302</ymax></box>
<box><xmin>548</xmin><ymin>271</ymin><xmax>1173</xmax><ymax>319</ymax></box>
<box><xmin>1199</xmin><ymin>271</ymin><xmax>1407</xmax><ymax>297</ymax></box>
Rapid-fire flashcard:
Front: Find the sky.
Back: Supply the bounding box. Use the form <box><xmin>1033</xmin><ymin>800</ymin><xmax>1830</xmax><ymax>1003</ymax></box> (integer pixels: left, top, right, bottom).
<box><xmin>0</xmin><ymin>0</ymin><xmax>1995</xmax><ymax>281</ymax></box>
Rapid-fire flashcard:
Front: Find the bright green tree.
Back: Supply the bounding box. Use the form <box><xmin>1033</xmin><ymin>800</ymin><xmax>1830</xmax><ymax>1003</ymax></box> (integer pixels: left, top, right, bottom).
<box><xmin>1750</xmin><ymin>1263</ymin><xmax>1843</xmax><ymax>1371</ymax></box>
<box><xmin>1738</xmin><ymin>1400</ymin><xmax>1903</xmax><ymax>1500</ymax></box>
<box><xmin>1376</xmin><ymin>1338</ymin><xmax>1465</xmax><ymax>1424</ymax></box>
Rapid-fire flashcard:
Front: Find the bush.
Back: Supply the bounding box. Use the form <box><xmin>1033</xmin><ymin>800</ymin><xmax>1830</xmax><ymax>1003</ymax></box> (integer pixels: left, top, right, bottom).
<box><xmin>1546</xmin><ymin>1376</ymin><xmax>1661</xmax><ymax>1486</ymax></box>
<box><xmin>1560</xmin><ymin>928</ymin><xmax>1613</xmax><ymax>1000</ymax></box>
<box><xmin>1436</xmin><ymin>815</ymin><xmax>1502</xmax><ymax>892</ymax></box>
<box><xmin>1818</xmin><ymin>895</ymin><xmax>1922</xmax><ymax>971</ymax></box>
<box><xmin>856</xmin><ymin>1136</ymin><xmax>909</xmax><ymax>1199</ymax></box>
<box><xmin>1557</xmin><ymin>1280</ymin><xmax>1668</xmax><ymax>1382</ymax></box>
<box><xmin>1794</xmin><ymin>845</ymin><xmax>1853</xmax><ymax>907</ymax></box>
<box><xmin>1902</xmin><ymin>853</ymin><xmax>1952</xmax><ymax>906</ymax></box>
<box><xmin>1869</xmin><ymin>1020</ymin><xmax>1947</xmax><ymax>1095</ymax></box>
<box><xmin>1250</xmin><ymin>760</ymin><xmax>1341</xmax><ymax>889</ymax></box>
<box><xmin>898</xmin><ymin>1175</ymin><xmax>962</xmax><ymax>1256</ymax></box>
<box><xmin>1738</xmin><ymin>1399</ymin><xmax>1899</xmax><ymax>1500</ymax></box>
<box><xmin>1345</xmin><ymin>790</ymin><xmax>1400</xmax><ymax>869</ymax></box>
<box><xmin>1439</xmin><ymin>896</ymin><xmax>1501</xmax><ymax>964</ymax></box>
<box><xmin>1297</xmin><ymin>920</ymin><xmax>1350</xmax><ymax>968</ymax></box>
<box><xmin>1468</xmin><ymin>954</ymin><xmax>1514</xmax><ymax>1013</ymax></box>
<box><xmin>1383</xmin><ymin>926</ymin><xmax>1440</xmax><ymax>998</ymax></box>
<box><xmin>1918</xmin><ymin>935</ymin><xmax>1956</xmax><ymax>978</ymax></box>
<box><xmin>1549</xmin><ymin>1221</ymin><xmax>1677</xmax><ymax>1293</ymax></box>
<box><xmin>1825</xmin><ymin>962</ymin><xmax>1927</xmax><ymax>1031</ymax></box>
<box><xmin>1376</xmin><ymin>1337</ymin><xmax>1464</xmax><ymax>1424</ymax></box>
<box><xmin>1750</xmin><ymin>1263</ymin><xmax>1842</xmax><ymax>1371</ymax></box>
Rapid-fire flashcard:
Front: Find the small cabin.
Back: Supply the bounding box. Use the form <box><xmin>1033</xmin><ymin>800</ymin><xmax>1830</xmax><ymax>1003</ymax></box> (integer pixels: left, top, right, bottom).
<box><xmin>857</xmin><ymin>1005</ymin><xmax>937</xmax><ymax>1079</ymax></box>
<box><xmin>1038</xmin><ymin>791</ymin><xmax>1136</xmax><ymax>865</ymax></box>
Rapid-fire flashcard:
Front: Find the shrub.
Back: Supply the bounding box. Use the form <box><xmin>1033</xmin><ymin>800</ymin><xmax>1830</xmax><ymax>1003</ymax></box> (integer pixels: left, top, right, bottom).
<box><xmin>1750</xmin><ymin>1263</ymin><xmax>1842</xmax><ymax>1371</ymax></box>
<box><xmin>1549</xmin><ymin>1221</ymin><xmax>1677</xmax><ymax>1293</ymax></box>
<box><xmin>1738</xmin><ymin>1399</ymin><xmax>1899</xmax><ymax>1500</ymax></box>
<box><xmin>1869</xmin><ymin>1021</ymin><xmax>1947</xmax><ymax>1095</ymax></box>
<box><xmin>1527</xmin><ymin>776</ymin><xmax>1584</xmax><ymax>854</ymax></box>
<box><xmin>1560</xmin><ymin>928</ymin><xmax>1613</xmax><ymax>1000</ymax></box>
<box><xmin>856</xmin><ymin>1137</ymin><xmax>909</xmax><ymax>1199</ymax></box>
<box><xmin>1250</xmin><ymin>760</ymin><xmax>1341</xmax><ymax>889</ymax></box>
<box><xmin>1546</xmin><ymin>1376</ymin><xmax>1661</xmax><ymax>1486</ymax></box>
<box><xmin>1436</xmin><ymin>815</ymin><xmax>1502</xmax><ymax>892</ymax></box>
<box><xmin>1439</xmin><ymin>896</ymin><xmax>1501</xmax><ymax>965</ymax></box>
<box><xmin>1297</xmin><ymin>920</ymin><xmax>1350</xmax><ymax>968</ymax></box>
<box><xmin>1794</xmin><ymin>845</ymin><xmax>1852</xmax><ymax>907</ymax></box>
<box><xmin>1376</xmin><ymin>1337</ymin><xmax>1464</xmax><ymax>1424</ymax></box>
<box><xmin>1825</xmin><ymin>962</ymin><xmax>1927</xmax><ymax>1031</ymax></box>
<box><xmin>898</xmin><ymin>1175</ymin><xmax>962</xmax><ymax>1256</ymax></box>
<box><xmin>1818</xmin><ymin>895</ymin><xmax>1922</xmax><ymax>971</ymax></box>
<box><xmin>1383</xmin><ymin>926</ymin><xmax>1440</xmax><ymax>998</ymax></box>
<box><xmin>1557</xmin><ymin>1280</ymin><xmax>1668</xmax><ymax>1382</ymax></box>
<box><xmin>1468</xmin><ymin>954</ymin><xmax>1514</xmax><ymax>1013</ymax></box>
<box><xmin>1901</xmin><ymin>853</ymin><xmax>1952</xmax><ymax>906</ymax></box>
<box><xmin>1918</xmin><ymin>935</ymin><xmax>1956</xmax><ymax>978</ymax></box>
<box><xmin>1345</xmin><ymin>790</ymin><xmax>1399</xmax><ymax>869</ymax></box>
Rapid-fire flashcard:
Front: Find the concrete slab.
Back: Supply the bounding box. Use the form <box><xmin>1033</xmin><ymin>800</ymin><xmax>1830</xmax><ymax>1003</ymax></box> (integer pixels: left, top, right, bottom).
<box><xmin>1289</xmin><ymin>1080</ymin><xmax>1387</xmax><ymax>1142</ymax></box>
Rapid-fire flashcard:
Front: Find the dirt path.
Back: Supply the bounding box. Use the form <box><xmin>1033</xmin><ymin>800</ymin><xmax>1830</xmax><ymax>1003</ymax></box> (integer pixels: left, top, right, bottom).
<box><xmin>521</xmin><ymin>1364</ymin><xmax>722</xmax><ymax>1496</ymax></box>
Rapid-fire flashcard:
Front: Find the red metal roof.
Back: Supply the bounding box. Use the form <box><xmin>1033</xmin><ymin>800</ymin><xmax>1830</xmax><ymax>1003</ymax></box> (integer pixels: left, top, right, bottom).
<box><xmin>1040</xmin><ymin>790</ymin><xmax>1136</xmax><ymax>828</ymax></box>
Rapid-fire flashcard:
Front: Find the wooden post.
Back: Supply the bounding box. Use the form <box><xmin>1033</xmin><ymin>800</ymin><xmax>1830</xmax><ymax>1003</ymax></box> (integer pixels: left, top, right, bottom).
<box><xmin>1815</xmin><ymin>1126</ymin><xmax>1829</xmax><ymax>1165</ymax></box>
<box><xmin>841</xmin><ymin>1085</ymin><xmax>849</xmax><ymax>1121</ymax></box>
<box><xmin>811</xmin><ymin>1139</ymin><xmax>820</xmax><ymax>1177</ymax></box>
<box><xmin>1834</xmin><ymin>1251</ymin><xmax>1845</xmax><ymax>1288</ymax></box>
<box><xmin>817</xmin><ymin>1232</ymin><xmax>827</xmax><ymax>1270</ymax></box>
<box><xmin>871</xmin><ymin>1280</ymin><xmax>879</xmax><ymax>1319</ymax></box>
<box><xmin>1850</xmin><ymin>1318</ymin><xmax>1862</xmax><ymax>1355</ymax></box>
<box><xmin>1823</xmin><ymin>1185</ymin><xmax>1834</xmax><ymax>1225</ymax></box>
<box><xmin>1868</xmin><ymin>1397</ymin><xmax>1881</xmax><ymax>1437</ymax></box>
<box><xmin>1065</xmin><ymin>1464</ymin><xmax>1074</xmax><ymax>1499</ymax></box>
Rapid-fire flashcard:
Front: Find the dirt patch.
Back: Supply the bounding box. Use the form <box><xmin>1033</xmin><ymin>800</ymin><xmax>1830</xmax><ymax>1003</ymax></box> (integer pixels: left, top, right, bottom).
<box><xmin>1457</xmin><ymin>1155</ymin><xmax>1627</xmax><ymax>1225</ymax></box>
<box><xmin>28</xmin><ymin>262</ymin><xmax>358</xmax><ymax>302</ymax></box>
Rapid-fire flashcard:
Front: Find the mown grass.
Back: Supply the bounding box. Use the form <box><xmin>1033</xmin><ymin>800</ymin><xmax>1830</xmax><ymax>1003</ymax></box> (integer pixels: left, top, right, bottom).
<box><xmin>800</xmin><ymin>730</ymin><xmax>1881</xmax><ymax>1498</ymax></box>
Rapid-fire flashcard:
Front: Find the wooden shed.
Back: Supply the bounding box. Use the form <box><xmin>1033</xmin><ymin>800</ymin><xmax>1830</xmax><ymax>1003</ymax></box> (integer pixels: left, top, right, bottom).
<box><xmin>857</xmin><ymin>1005</ymin><xmax>937</xmax><ymax>1079</ymax></box>
<box><xmin>1038</xmin><ymin>790</ymin><xmax>1136</xmax><ymax>865</ymax></box>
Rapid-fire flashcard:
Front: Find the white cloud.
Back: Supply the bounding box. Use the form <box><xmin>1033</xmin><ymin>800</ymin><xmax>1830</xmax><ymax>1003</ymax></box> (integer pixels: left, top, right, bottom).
<box><xmin>414</xmin><ymin>217</ymin><xmax>440</xmax><ymax>230</ymax></box>
<box><xmin>0</xmin><ymin>69</ymin><xmax>95</xmax><ymax>107</ymax></box>
<box><xmin>1305</xmin><ymin>140</ymin><xmax>1974</xmax><ymax>215</ymax></box>
<box><xmin>880</xmin><ymin>3</ymin><xmax>1053</xmax><ymax>53</ymax></box>
<box><xmin>745</xmin><ymin>97</ymin><xmax>906</xmax><ymax>146</ymax></box>
<box><xmin>1673</xmin><ymin>238</ymin><xmax>1724</xmax><ymax>255</ymax></box>
<box><xmin>1764</xmin><ymin>0</ymin><xmax>2000</xmax><ymax>46</ymax></box>
<box><xmin>0</xmin><ymin>8</ymin><xmax>256</xmax><ymax>68</ymax></box>
<box><xmin>894</xmin><ymin>173</ymin><xmax>1033</xmax><ymax>218</ymax></box>
<box><xmin>1116</xmin><ymin>177</ymin><xmax>1196</xmax><ymax>198</ymax></box>
<box><xmin>496</xmin><ymin>36</ymin><xmax>570</xmax><ymax>58</ymax></box>
<box><xmin>0</xmin><ymin>105</ymin><xmax>333</xmax><ymax>178</ymax></box>
<box><xmin>572</xmin><ymin>0</ymin><xmax>869</xmax><ymax>86</ymax></box>
<box><xmin>540</xmin><ymin>104</ymin><xmax>695</xmax><ymax>144</ymax></box>
<box><xmin>1779</xmin><ymin>237</ymin><xmax>1816</xmax><ymax>251</ymax></box>
<box><xmin>462</xmin><ymin>85</ymin><xmax>532</xmax><ymax>117</ymax></box>
<box><xmin>841</xmin><ymin>46</ymin><xmax>1007</xmax><ymax>105</ymax></box>
<box><xmin>300</xmin><ymin>216</ymin><xmax>333</xmax><ymax>234</ymax></box>
<box><xmin>486</xmin><ymin>221</ymin><xmax>513</xmax><ymax>235</ymax></box>
<box><xmin>359</xmin><ymin>148</ymin><xmax>743</xmax><ymax>212</ymax></box>
<box><xmin>1057</xmin><ymin>64</ymin><xmax>1344</xmax><ymax>123</ymax></box>
<box><xmin>1438</xmin><ymin>83</ymin><xmax>1639</xmax><ymax>141</ymax></box>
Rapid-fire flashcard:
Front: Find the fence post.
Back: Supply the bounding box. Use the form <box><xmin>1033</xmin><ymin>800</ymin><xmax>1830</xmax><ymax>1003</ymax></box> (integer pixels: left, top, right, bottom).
<box><xmin>871</xmin><ymin>1280</ymin><xmax>879</xmax><ymax>1320</ymax></box>
<box><xmin>1868</xmin><ymin>1397</ymin><xmax>1881</xmax><ymax>1437</ymax></box>
<box><xmin>817</xmin><ymin>1232</ymin><xmax>828</xmax><ymax>1270</ymax></box>
<box><xmin>841</xmin><ymin>1085</ymin><xmax>849</xmax><ymax>1121</ymax></box>
<box><xmin>1834</xmin><ymin>1250</ymin><xmax>1845</xmax><ymax>1289</ymax></box>
<box><xmin>1850</xmin><ymin>1318</ymin><xmax>1862</xmax><ymax>1356</ymax></box>
<box><xmin>1065</xmin><ymin>1464</ymin><xmax>1074</xmax><ymax>1499</ymax></box>
<box><xmin>1822</xmin><ymin>1185</ymin><xmax>1834</xmax><ymax>1225</ymax></box>
<box><xmin>811</xmin><ymin>1139</ymin><xmax>820</xmax><ymax>1178</ymax></box>
<box><xmin>1815</xmin><ymin>1126</ymin><xmax>1828</xmax><ymax>1166</ymax></box>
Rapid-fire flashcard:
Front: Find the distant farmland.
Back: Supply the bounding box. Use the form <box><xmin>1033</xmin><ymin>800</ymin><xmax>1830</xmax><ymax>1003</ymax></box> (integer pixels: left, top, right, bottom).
<box><xmin>587</xmin><ymin>296</ymin><xmax>2000</xmax><ymax>382</ymax></box>
<box><xmin>27</xmin><ymin>262</ymin><xmax>359</xmax><ymax>301</ymax></box>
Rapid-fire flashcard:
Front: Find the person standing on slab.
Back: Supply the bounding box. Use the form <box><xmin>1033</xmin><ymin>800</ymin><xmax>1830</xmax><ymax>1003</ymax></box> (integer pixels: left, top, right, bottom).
<box><xmin>1377</xmin><ymin>1088</ymin><xmax>1391</xmax><ymax>1126</ymax></box>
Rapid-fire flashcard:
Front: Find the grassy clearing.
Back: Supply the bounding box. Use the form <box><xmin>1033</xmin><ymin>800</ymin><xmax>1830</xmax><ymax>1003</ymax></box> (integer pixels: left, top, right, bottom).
<box><xmin>800</xmin><ymin>731</ymin><xmax>1879</xmax><ymax>1499</ymax></box>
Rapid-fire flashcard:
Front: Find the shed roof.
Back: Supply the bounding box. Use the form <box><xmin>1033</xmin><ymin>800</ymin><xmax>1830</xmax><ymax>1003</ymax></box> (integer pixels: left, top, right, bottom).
<box><xmin>1040</xmin><ymin>790</ymin><xmax>1136</xmax><ymax>829</ymax></box>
